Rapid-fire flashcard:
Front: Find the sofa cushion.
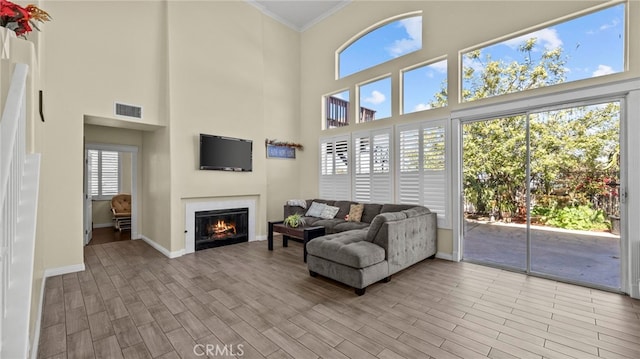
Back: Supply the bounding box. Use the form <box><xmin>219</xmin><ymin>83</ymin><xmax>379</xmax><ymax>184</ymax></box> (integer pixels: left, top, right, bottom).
<box><xmin>361</xmin><ymin>203</ymin><xmax>383</xmax><ymax>223</ymax></box>
<box><xmin>334</xmin><ymin>221</ymin><xmax>369</xmax><ymax>232</ymax></box>
<box><xmin>334</xmin><ymin>201</ymin><xmax>355</xmax><ymax>219</ymax></box>
<box><xmin>347</xmin><ymin>203</ymin><xmax>364</xmax><ymax>222</ymax></box>
<box><xmin>365</xmin><ymin>212</ymin><xmax>407</xmax><ymax>242</ymax></box>
<box><xmin>286</xmin><ymin>199</ymin><xmax>307</xmax><ymax>209</ymax></box>
<box><xmin>302</xmin><ymin>216</ymin><xmax>322</xmax><ymax>226</ymax></box>
<box><xmin>381</xmin><ymin>203</ymin><xmax>416</xmax><ymax>213</ymax></box>
<box><xmin>312</xmin><ymin>218</ymin><xmax>345</xmax><ymax>233</ymax></box>
<box><xmin>306</xmin><ymin>202</ymin><xmax>326</xmax><ymax>217</ymax></box>
<box><xmin>319</xmin><ymin>205</ymin><xmax>340</xmax><ymax>219</ymax></box>
<box><xmin>307</xmin><ymin>230</ymin><xmax>385</xmax><ymax>268</ymax></box>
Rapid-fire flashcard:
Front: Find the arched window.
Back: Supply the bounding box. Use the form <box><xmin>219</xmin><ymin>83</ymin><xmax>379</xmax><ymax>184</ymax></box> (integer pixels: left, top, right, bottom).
<box><xmin>338</xmin><ymin>13</ymin><xmax>422</xmax><ymax>79</ymax></box>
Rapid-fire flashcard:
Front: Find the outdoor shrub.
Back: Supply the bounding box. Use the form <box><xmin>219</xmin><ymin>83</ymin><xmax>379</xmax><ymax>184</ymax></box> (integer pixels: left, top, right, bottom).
<box><xmin>536</xmin><ymin>204</ymin><xmax>609</xmax><ymax>231</ymax></box>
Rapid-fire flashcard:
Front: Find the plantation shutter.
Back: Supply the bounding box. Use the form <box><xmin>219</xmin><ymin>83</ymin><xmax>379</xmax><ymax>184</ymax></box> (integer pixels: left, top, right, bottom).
<box><xmin>101</xmin><ymin>151</ymin><xmax>120</xmax><ymax>196</ymax></box>
<box><xmin>397</xmin><ymin>120</ymin><xmax>449</xmax><ymax>228</ymax></box>
<box><xmin>423</xmin><ymin>125</ymin><xmax>447</xmax><ymax>225</ymax></box>
<box><xmin>88</xmin><ymin>150</ymin><xmax>99</xmax><ymax>197</ymax></box>
<box><xmin>319</xmin><ymin>135</ymin><xmax>351</xmax><ymax>200</ymax></box>
<box><xmin>352</xmin><ymin>129</ymin><xmax>392</xmax><ymax>203</ymax></box>
<box><xmin>398</xmin><ymin>127</ymin><xmax>421</xmax><ymax>205</ymax></box>
<box><xmin>353</xmin><ymin>135</ymin><xmax>371</xmax><ymax>202</ymax></box>
<box><xmin>88</xmin><ymin>149</ymin><xmax>121</xmax><ymax>198</ymax></box>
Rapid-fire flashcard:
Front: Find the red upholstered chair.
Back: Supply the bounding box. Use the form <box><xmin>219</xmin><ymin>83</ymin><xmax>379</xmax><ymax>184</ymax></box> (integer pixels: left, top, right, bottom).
<box><xmin>111</xmin><ymin>194</ymin><xmax>131</xmax><ymax>232</ymax></box>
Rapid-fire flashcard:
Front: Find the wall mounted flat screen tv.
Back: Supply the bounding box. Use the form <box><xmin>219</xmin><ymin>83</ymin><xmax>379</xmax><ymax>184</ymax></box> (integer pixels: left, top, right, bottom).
<box><xmin>199</xmin><ymin>134</ymin><xmax>252</xmax><ymax>172</ymax></box>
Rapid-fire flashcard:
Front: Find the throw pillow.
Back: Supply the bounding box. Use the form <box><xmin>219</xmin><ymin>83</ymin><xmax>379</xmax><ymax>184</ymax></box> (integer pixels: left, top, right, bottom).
<box><xmin>305</xmin><ymin>202</ymin><xmax>326</xmax><ymax>217</ymax></box>
<box><xmin>347</xmin><ymin>203</ymin><xmax>364</xmax><ymax>222</ymax></box>
<box><xmin>286</xmin><ymin>199</ymin><xmax>307</xmax><ymax>209</ymax></box>
<box><xmin>319</xmin><ymin>205</ymin><xmax>340</xmax><ymax>219</ymax></box>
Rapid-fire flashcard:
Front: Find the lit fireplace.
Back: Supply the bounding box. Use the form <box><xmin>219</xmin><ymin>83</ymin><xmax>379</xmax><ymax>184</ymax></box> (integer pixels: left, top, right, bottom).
<box><xmin>207</xmin><ymin>220</ymin><xmax>236</xmax><ymax>238</ymax></box>
<box><xmin>195</xmin><ymin>208</ymin><xmax>248</xmax><ymax>250</ymax></box>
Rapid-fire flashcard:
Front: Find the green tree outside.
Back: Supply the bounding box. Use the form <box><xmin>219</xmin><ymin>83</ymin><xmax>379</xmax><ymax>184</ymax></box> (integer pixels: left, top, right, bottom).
<box><xmin>433</xmin><ymin>38</ymin><xmax>620</xmax><ymax>230</ymax></box>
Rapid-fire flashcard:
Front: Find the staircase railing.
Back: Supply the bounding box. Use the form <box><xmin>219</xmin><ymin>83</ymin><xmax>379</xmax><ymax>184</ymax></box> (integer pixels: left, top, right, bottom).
<box><xmin>0</xmin><ymin>62</ymin><xmax>41</xmax><ymax>358</ymax></box>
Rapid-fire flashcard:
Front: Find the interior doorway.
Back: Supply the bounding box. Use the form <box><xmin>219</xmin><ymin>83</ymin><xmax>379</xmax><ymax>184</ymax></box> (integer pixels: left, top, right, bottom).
<box><xmin>462</xmin><ymin>100</ymin><xmax>622</xmax><ymax>290</ymax></box>
<box><xmin>83</xmin><ymin>144</ymin><xmax>139</xmax><ymax>245</ymax></box>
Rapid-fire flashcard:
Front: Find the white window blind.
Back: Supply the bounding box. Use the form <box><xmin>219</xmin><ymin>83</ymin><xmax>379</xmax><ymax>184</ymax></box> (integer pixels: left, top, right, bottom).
<box><xmin>319</xmin><ymin>135</ymin><xmax>351</xmax><ymax>200</ymax></box>
<box><xmin>88</xmin><ymin>149</ymin><xmax>120</xmax><ymax>199</ymax></box>
<box><xmin>354</xmin><ymin>136</ymin><xmax>371</xmax><ymax>202</ymax></box>
<box><xmin>352</xmin><ymin>129</ymin><xmax>392</xmax><ymax>203</ymax></box>
<box><xmin>397</xmin><ymin>120</ymin><xmax>449</xmax><ymax>227</ymax></box>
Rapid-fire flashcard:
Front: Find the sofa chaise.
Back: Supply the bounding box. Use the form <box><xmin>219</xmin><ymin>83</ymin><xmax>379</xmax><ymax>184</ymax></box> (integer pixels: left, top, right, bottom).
<box><xmin>284</xmin><ymin>199</ymin><xmax>437</xmax><ymax>295</ymax></box>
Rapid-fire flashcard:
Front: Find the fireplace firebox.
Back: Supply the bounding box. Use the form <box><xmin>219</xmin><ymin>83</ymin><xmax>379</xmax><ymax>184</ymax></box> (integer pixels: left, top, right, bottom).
<box><xmin>195</xmin><ymin>207</ymin><xmax>248</xmax><ymax>250</ymax></box>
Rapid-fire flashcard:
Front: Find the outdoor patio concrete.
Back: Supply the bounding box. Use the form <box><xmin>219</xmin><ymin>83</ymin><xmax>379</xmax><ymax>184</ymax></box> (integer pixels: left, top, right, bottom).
<box><xmin>463</xmin><ymin>220</ymin><xmax>621</xmax><ymax>289</ymax></box>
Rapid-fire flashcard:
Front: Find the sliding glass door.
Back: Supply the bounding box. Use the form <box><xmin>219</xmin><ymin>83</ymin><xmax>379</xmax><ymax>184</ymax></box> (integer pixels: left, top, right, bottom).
<box><xmin>462</xmin><ymin>101</ymin><xmax>622</xmax><ymax>290</ymax></box>
<box><xmin>462</xmin><ymin>115</ymin><xmax>527</xmax><ymax>271</ymax></box>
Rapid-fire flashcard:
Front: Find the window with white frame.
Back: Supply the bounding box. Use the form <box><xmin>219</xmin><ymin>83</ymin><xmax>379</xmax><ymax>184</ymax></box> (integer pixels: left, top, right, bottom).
<box><xmin>397</xmin><ymin>120</ymin><xmax>449</xmax><ymax>227</ymax></box>
<box><xmin>319</xmin><ymin>136</ymin><xmax>351</xmax><ymax>200</ymax></box>
<box><xmin>338</xmin><ymin>14</ymin><xmax>422</xmax><ymax>79</ymax></box>
<box><xmin>353</xmin><ymin>129</ymin><xmax>393</xmax><ymax>203</ymax></box>
<box><xmin>88</xmin><ymin>149</ymin><xmax>120</xmax><ymax>199</ymax></box>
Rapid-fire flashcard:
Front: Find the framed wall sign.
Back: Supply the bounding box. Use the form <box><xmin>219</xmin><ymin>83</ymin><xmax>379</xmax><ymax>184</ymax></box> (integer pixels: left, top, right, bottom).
<box><xmin>266</xmin><ymin>144</ymin><xmax>296</xmax><ymax>159</ymax></box>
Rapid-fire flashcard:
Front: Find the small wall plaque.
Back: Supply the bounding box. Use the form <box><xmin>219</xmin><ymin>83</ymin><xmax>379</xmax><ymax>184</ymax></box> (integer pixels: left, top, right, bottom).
<box><xmin>266</xmin><ymin>144</ymin><xmax>296</xmax><ymax>159</ymax></box>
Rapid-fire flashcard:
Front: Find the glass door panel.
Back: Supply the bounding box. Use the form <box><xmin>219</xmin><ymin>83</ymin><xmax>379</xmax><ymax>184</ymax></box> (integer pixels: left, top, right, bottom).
<box><xmin>529</xmin><ymin>102</ymin><xmax>621</xmax><ymax>289</ymax></box>
<box><xmin>462</xmin><ymin>115</ymin><xmax>528</xmax><ymax>270</ymax></box>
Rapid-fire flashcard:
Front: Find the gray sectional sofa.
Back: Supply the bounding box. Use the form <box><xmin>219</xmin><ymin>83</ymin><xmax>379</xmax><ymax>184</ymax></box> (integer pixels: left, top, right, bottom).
<box><xmin>284</xmin><ymin>199</ymin><xmax>437</xmax><ymax>295</ymax></box>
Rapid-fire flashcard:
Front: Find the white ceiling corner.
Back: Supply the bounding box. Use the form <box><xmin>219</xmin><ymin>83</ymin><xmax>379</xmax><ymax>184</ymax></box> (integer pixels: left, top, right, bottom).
<box><xmin>248</xmin><ymin>0</ymin><xmax>350</xmax><ymax>32</ymax></box>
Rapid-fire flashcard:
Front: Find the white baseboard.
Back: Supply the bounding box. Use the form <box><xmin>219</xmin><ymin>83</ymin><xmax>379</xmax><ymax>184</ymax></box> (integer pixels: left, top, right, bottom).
<box><xmin>32</xmin><ymin>264</ymin><xmax>85</xmax><ymax>357</ymax></box>
<box><xmin>253</xmin><ymin>234</ymin><xmax>267</xmax><ymax>241</ymax></box>
<box><xmin>43</xmin><ymin>263</ymin><xmax>86</xmax><ymax>278</ymax></box>
<box><xmin>436</xmin><ymin>252</ymin><xmax>454</xmax><ymax>261</ymax></box>
<box><xmin>140</xmin><ymin>235</ymin><xmax>184</xmax><ymax>258</ymax></box>
<box><xmin>29</xmin><ymin>275</ymin><xmax>46</xmax><ymax>359</ymax></box>
<box><xmin>93</xmin><ymin>223</ymin><xmax>113</xmax><ymax>229</ymax></box>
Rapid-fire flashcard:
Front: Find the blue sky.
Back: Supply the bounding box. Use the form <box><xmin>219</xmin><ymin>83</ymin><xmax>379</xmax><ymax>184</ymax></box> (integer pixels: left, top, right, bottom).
<box><xmin>337</xmin><ymin>4</ymin><xmax>624</xmax><ymax>119</ymax></box>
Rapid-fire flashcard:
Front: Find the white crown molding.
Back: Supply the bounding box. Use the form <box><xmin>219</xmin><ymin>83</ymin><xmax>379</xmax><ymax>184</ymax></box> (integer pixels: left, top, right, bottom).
<box><xmin>247</xmin><ymin>0</ymin><xmax>350</xmax><ymax>32</ymax></box>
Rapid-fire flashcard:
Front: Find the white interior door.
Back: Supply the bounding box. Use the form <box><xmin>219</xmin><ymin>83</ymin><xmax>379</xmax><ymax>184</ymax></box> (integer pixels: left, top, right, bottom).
<box><xmin>84</xmin><ymin>149</ymin><xmax>93</xmax><ymax>245</ymax></box>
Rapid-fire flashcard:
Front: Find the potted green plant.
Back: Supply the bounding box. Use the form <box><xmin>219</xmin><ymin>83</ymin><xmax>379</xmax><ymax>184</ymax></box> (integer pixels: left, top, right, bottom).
<box><xmin>283</xmin><ymin>213</ymin><xmax>306</xmax><ymax>228</ymax></box>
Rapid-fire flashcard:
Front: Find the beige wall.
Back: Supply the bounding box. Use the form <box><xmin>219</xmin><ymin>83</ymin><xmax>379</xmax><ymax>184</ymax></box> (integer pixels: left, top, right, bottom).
<box><xmin>39</xmin><ymin>1</ymin><xmax>166</xmax><ymax>270</ymax></box>
<box><xmin>299</xmin><ymin>0</ymin><xmax>640</xmax><ymax>256</ymax></box>
<box><xmin>25</xmin><ymin>0</ymin><xmax>640</xmax><ymax>348</ymax></box>
<box><xmin>165</xmin><ymin>1</ymin><xmax>300</xmax><ymax>251</ymax></box>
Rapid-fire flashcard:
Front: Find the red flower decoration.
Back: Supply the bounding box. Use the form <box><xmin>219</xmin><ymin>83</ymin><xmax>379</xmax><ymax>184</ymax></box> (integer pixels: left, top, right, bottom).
<box><xmin>0</xmin><ymin>0</ymin><xmax>50</xmax><ymax>37</ymax></box>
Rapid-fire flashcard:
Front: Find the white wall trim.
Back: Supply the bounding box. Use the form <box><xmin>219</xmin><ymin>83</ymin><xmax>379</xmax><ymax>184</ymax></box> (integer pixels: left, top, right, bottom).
<box><xmin>436</xmin><ymin>252</ymin><xmax>454</xmax><ymax>261</ymax></box>
<box><xmin>28</xmin><ymin>276</ymin><xmax>46</xmax><ymax>359</ymax></box>
<box><xmin>452</xmin><ymin>79</ymin><xmax>640</xmax><ymax>297</ymax></box>
<box><xmin>255</xmin><ymin>234</ymin><xmax>267</xmax><ymax>242</ymax></box>
<box><xmin>93</xmin><ymin>223</ymin><xmax>113</xmax><ymax>229</ymax></box>
<box><xmin>140</xmin><ymin>235</ymin><xmax>184</xmax><ymax>259</ymax></box>
<box><xmin>451</xmin><ymin>78</ymin><xmax>640</xmax><ymax>121</ymax></box>
<box><xmin>43</xmin><ymin>264</ymin><xmax>85</xmax><ymax>278</ymax></box>
<box><xmin>85</xmin><ymin>143</ymin><xmax>139</xmax><ymax>242</ymax></box>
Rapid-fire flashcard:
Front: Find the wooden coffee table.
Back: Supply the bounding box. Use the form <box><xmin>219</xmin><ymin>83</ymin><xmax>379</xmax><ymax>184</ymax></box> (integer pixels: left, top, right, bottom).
<box><xmin>268</xmin><ymin>221</ymin><xmax>325</xmax><ymax>262</ymax></box>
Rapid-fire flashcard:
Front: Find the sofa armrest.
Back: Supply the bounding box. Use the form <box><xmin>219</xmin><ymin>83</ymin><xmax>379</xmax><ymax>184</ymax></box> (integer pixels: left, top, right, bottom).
<box><xmin>373</xmin><ymin>212</ymin><xmax>437</xmax><ymax>274</ymax></box>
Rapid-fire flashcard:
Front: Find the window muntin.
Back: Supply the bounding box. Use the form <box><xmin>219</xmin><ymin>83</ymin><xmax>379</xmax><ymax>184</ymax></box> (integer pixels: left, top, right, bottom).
<box><xmin>88</xmin><ymin>149</ymin><xmax>120</xmax><ymax>199</ymax></box>
<box><xmin>339</xmin><ymin>15</ymin><xmax>422</xmax><ymax>78</ymax></box>
<box><xmin>325</xmin><ymin>90</ymin><xmax>350</xmax><ymax>129</ymax></box>
<box><xmin>462</xmin><ymin>4</ymin><xmax>625</xmax><ymax>102</ymax></box>
<box><xmin>359</xmin><ymin>77</ymin><xmax>391</xmax><ymax>122</ymax></box>
<box><xmin>402</xmin><ymin>59</ymin><xmax>448</xmax><ymax>114</ymax></box>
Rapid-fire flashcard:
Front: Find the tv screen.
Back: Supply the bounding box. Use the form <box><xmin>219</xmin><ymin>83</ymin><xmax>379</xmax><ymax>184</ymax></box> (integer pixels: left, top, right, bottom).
<box><xmin>199</xmin><ymin>134</ymin><xmax>252</xmax><ymax>172</ymax></box>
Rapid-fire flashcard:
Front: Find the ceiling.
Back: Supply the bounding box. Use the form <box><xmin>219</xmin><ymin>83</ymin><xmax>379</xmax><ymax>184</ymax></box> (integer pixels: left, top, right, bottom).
<box><xmin>248</xmin><ymin>0</ymin><xmax>351</xmax><ymax>32</ymax></box>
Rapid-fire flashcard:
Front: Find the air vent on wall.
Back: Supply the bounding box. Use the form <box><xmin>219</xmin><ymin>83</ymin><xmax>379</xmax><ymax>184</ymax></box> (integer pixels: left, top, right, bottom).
<box><xmin>115</xmin><ymin>102</ymin><xmax>143</xmax><ymax>119</ymax></box>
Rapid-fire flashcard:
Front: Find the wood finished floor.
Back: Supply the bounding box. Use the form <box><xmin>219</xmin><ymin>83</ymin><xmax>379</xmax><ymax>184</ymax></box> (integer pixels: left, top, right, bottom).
<box><xmin>38</xmin><ymin>238</ymin><xmax>640</xmax><ymax>359</ymax></box>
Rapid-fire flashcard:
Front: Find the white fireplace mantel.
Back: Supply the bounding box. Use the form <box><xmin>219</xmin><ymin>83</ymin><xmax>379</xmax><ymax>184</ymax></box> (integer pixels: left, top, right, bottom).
<box><xmin>184</xmin><ymin>198</ymin><xmax>256</xmax><ymax>254</ymax></box>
